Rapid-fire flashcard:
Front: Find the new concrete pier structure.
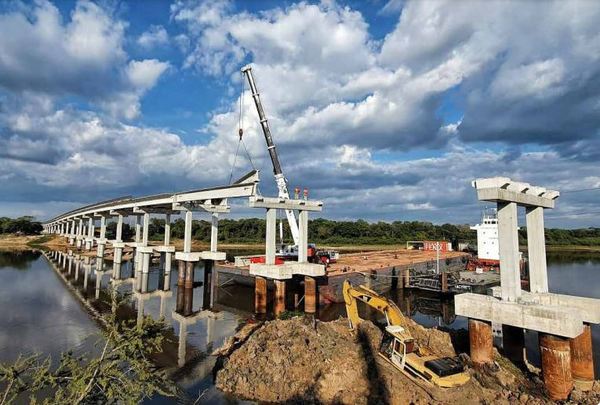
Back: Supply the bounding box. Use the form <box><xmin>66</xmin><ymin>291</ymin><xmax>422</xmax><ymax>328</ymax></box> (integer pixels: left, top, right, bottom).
<box><xmin>455</xmin><ymin>177</ymin><xmax>600</xmax><ymax>400</ymax></box>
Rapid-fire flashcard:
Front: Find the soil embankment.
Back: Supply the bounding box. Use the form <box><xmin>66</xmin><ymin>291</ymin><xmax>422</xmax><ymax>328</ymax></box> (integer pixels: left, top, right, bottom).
<box><xmin>214</xmin><ymin>317</ymin><xmax>600</xmax><ymax>404</ymax></box>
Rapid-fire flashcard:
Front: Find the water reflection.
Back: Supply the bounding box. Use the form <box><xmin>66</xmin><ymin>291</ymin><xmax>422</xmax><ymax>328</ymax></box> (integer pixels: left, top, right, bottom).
<box><xmin>39</xmin><ymin>248</ymin><xmax>243</xmax><ymax>403</ymax></box>
<box><xmin>4</xmin><ymin>248</ymin><xmax>600</xmax><ymax>403</ymax></box>
<box><xmin>0</xmin><ymin>249</ymin><xmax>41</xmax><ymax>269</ymax></box>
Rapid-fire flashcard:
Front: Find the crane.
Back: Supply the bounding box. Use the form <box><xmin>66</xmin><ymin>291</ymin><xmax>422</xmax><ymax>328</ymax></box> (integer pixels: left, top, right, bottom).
<box><xmin>241</xmin><ymin>65</ymin><xmax>300</xmax><ymax>247</ymax></box>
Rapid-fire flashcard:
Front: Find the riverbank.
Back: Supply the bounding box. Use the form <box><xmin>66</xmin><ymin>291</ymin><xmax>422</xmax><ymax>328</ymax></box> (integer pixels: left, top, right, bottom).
<box><xmin>214</xmin><ymin>317</ymin><xmax>600</xmax><ymax>404</ymax></box>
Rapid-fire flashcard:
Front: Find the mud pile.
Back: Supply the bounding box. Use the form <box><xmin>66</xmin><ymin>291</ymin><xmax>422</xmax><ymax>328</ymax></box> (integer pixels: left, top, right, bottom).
<box><xmin>214</xmin><ymin>317</ymin><xmax>600</xmax><ymax>404</ymax></box>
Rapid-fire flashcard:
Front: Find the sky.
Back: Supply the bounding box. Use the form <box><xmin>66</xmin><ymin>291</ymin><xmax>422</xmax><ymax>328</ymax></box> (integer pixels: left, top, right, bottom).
<box><xmin>0</xmin><ymin>0</ymin><xmax>599</xmax><ymax>228</ymax></box>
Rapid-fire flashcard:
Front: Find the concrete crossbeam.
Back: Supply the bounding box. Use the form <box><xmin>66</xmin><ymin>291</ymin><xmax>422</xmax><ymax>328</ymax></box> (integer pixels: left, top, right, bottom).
<box><xmin>498</xmin><ymin>202</ymin><xmax>521</xmax><ymax>301</ymax></box>
<box><xmin>455</xmin><ymin>293</ymin><xmax>584</xmax><ymax>338</ymax></box>
<box><xmin>249</xmin><ymin>196</ymin><xmax>323</xmax><ymax>211</ymax></box>
<box><xmin>476</xmin><ymin>187</ymin><xmax>556</xmax><ymax>208</ymax></box>
<box><xmin>249</xmin><ymin>262</ymin><xmax>325</xmax><ymax>280</ymax></box>
<box><xmin>175</xmin><ymin>251</ymin><xmax>226</xmax><ymax>262</ymax></box>
<box><xmin>490</xmin><ymin>288</ymin><xmax>600</xmax><ymax>324</ymax></box>
<box><xmin>526</xmin><ymin>206</ymin><xmax>549</xmax><ymax>293</ymax></box>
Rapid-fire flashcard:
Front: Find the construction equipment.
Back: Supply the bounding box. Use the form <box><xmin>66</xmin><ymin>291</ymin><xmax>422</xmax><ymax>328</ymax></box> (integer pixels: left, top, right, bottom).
<box><xmin>241</xmin><ymin>65</ymin><xmax>339</xmax><ymax>264</ymax></box>
<box><xmin>342</xmin><ymin>280</ymin><xmax>470</xmax><ymax>388</ymax></box>
<box><xmin>241</xmin><ymin>65</ymin><xmax>300</xmax><ymax>246</ymax></box>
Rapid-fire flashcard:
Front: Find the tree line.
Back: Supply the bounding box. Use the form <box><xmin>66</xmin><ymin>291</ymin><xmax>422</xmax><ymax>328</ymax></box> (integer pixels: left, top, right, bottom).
<box><xmin>3</xmin><ymin>216</ymin><xmax>599</xmax><ymax>246</ymax></box>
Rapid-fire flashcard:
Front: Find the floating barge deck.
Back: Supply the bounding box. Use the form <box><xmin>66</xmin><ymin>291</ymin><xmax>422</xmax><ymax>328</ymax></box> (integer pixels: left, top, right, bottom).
<box><xmin>218</xmin><ymin>249</ymin><xmax>470</xmax><ymax>303</ymax></box>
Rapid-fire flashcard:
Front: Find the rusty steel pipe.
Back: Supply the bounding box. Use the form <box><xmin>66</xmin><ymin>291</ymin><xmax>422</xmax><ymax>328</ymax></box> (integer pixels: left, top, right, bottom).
<box><xmin>304</xmin><ymin>276</ymin><xmax>317</xmax><ymax>314</ymax></box>
<box><xmin>274</xmin><ymin>280</ymin><xmax>286</xmax><ymax>316</ymax></box>
<box><xmin>255</xmin><ymin>277</ymin><xmax>267</xmax><ymax>314</ymax></box>
<box><xmin>469</xmin><ymin>318</ymin><xmax>493</xmax><ymax>365</ymax></box>
<box><xmin>539</xmin><ymin>333</ymin><xmax>573</xmax><ymax>401</ymax></box>
<box><xmin>184</xmin><ymin>261</ymin><xmax>195</xmax><ymax>289</ymax></box>
<box><xmin>570</xmin><ymin>324</ymin><xmax>594</xmax><ymax>382</ymax></box>
<box><xmin>177</xmin><ymin>260</ymin><xmax>186</xmax><ymax>287</ymax></box>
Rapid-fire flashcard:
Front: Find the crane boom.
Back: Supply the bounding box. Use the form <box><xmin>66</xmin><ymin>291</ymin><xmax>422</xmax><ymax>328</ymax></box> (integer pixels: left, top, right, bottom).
<box><xmin>241</xmin><ymin>65</ymin><xmax>300</xmax><ymax>246</ymax></box>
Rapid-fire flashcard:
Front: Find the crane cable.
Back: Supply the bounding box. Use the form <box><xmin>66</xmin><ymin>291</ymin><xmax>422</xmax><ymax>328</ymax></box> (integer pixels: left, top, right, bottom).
<box><xmin>228</xmin><ymin>72</ymin><xmax>257</xmax><ymax>184</ymax></box>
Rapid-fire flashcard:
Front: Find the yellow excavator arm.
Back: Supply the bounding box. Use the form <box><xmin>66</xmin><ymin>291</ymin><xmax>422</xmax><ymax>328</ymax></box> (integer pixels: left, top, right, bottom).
<box><xmin>342</xmin><ymin>280</ymin><xmax>470</xmax><ymax>388</ymax></box>
<box><xmin>343</xmin><ymin>280</ymin><xmax>408</xmax><ymax>330</ymax></box>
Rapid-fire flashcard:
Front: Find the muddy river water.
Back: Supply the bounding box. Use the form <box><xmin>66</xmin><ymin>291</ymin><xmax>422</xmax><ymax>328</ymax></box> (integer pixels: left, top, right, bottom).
<box><xmin>0</xmin><ymin>249</ymin><xmax>598</xmax><ymax>403</ymax></box>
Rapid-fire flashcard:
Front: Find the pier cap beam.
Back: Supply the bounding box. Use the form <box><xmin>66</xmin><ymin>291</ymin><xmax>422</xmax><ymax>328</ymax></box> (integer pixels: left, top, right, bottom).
<box><xmin>455</xmin><ymin>293</ymin><xmax>584</xmax><ymax>338</ymax></box>
<box><xmin>472</xmin><ymin>177</ymin><xmax>559</xmax><ymax>208</ymax></box>
<box><xmin>489</xmin><ymin>288</ymin><xmax>600</xmax><ymax>324</ymax></box>
<box><xmin>248</xmin><ymin>196</ymin><xmax>323</xmax><ymax>212</ymax></box>
<box><xmin>249</xmin><ymin>262</ymin><xmax>325</xmax><ymax>280</ymax></box>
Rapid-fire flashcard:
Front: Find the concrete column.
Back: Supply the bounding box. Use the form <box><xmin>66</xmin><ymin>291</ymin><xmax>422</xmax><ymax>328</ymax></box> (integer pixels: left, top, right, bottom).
<box><xmin>526</xmin><ymin>206</ymin><xmax>549</xmax><ymax>293</ymax></box>
<box><xmin>184</xmin><ymin>261</ymin><xmax>195</xmax><ymax>289</ymax></box>
<box><xmin>177</xmin><ymin>260</ymin><xmax>185</xmax><ymax>287</ymax></box>
<box><xmin>502</xmin><ymin>325</ymin><xmax>525</xmax><ymax>365</ymax></box>
<box><xmin>298</xmin><ymin>210</ymin><xmax>308</xmax><ymax>263</ymax></box>
<box><xmin>86</xmin><ymin>217</ymin><xmax>94</xmax><ymax>250</ymax></box>
<box><xmin>211</xmin><ymin>213</ymin><xmax>218</xmax><ymax>252</ymax></box>
<box><xmin>569</xmin><ymin>324</ymin><xmax>594</xmax><ymax>382</ymax></box>
<box><xmin>265</xmin><ymin>208</ymin><xmax>276</xmax><ymax>265</ymax></box>
<box><xmin>163</xmin><ymin>254</ymin><xmax>172</xmax><ymax>287</ymax></box>
<box><xmin>183</xmin><ymin>210</ymin><xmax>193</xmax><ymax>253</ymax></box>
<box><xmin>539</xmin><ymin>333</ymin><xmax>573</xmax><ymax>401</ymax></box>
<box><xmin>497</xmin><ymin>202</ymin><xmax>521</xmax><ymax>302</ymax></box>
<box><xmin>274</xmin><ymin>280</ymin><xmax>286</xmax><ymax>316</ymax></box>
<box><xmin>164</xmin><ymin>214</ymin><xmax>171</xmax><ymax>245</ymax></box>
<box><xmin>68</xmin><ymin>255</ymin><xmax>73</xmax><ymax>275</ymax></box>
<box><xmin>255</xmin><ymin>276</ymin><xmax>267</xmax><ymax>314</ymax></box>
<box><xmin>304</xmin><ymin>276</ymin><xmax>317</xmax><ymax>314</ymax></box>
<box><xmin>95</xmin><ymin>271</ymin><xmax>102</xmax><ymax>300</ymax></box>
<box><xmin>141</xmin><ymin>253</ymin><xmax>151</xmax><ymax>293</ymax></box>
<box><xmin>83</xmin><ymin>260</ymin><xmax>90</xmax><ymax>289</ymax></box>
<box><xmin>142</xmin><ymin>212</ymin><xmax>149</xmax><ymax>246</ymax></box>
<box><xmin>75</xmin><ymin>260</ymin><xmax>80</xmax><ymax>281</ymax></box>
<box><xmin>112</xmin><ymin>249</ymin><xmax>122</xmax><ymax>279</ymax></box>
<box><xmin>116</xmin><ymin>214</ymin><xmax>123</xmax><ymax>242</ymax></box>
<box><xmin>135</xmin><ymin>216</ymin><xmax>141</xmax><ymax>243</ymax></box>
<box><xmin>468</xmin><ymin>318</ymin><xmax>493</xmax><ymax>365</ymax></box>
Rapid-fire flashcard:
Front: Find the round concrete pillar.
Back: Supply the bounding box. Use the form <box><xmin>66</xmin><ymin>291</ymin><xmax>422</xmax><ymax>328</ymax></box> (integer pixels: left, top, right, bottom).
<box><xmin>304</xmin><ymin>276</ymin><xmax>317</xmax><ymax>314</ymax></box>
<box><xmin>468</xmin><ymin>318</ymin><xmax>493</xmax><ymax>365</ymax></box>
<box><xmin>255</xmin><ymin>277</ymin><xmax>267</xmax><ymax>314</ymax></box>
<box><xmin>539</xmin><ymin>333</ymin><xmax>573</xmax><ymax>401</ymax></box>
<box><xmin>274</xmin><ymin>280</ymin><xmax>286</xmax><ymax>316</ymax></box>
<box><xmin>570</xmin><ymin>324</ymin><xmax>594</xmax><ymax>382</ymax></box>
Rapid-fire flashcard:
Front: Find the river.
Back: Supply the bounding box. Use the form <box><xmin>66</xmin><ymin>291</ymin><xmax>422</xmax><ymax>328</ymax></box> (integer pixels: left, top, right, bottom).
<box><xmin>0</xmin><ymin>248</ymin><xmax>598</xmax><ymax>402</ymax></box>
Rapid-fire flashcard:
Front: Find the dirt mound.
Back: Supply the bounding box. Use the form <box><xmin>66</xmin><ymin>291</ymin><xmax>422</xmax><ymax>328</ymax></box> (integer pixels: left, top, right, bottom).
<box><xmin>215</xmin><ymin>317</ymin><xmax>600</xmax><ymax>404</ymax></box>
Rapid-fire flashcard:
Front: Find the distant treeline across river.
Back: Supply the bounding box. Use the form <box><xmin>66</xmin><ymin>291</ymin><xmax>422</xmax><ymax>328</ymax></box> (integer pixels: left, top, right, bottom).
<box><xmin>3</xmin><ymin>216</ymin><xmax>599</xmax><ymax>247</ymax></box>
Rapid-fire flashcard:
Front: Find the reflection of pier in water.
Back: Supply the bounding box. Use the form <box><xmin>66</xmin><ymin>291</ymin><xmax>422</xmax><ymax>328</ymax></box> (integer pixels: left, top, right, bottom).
<box><xmin>43</xmin><ymin>248</ymin><xmax>232</xmax><ymax>390</ymax></box>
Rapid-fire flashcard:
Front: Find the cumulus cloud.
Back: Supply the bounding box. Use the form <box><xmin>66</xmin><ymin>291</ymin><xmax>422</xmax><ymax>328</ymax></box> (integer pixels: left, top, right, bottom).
<box><xmin>0</xmin><ymin>0</ymin><xmax>598</xmax><ymax>228</ymax></box>
<box><xmin>0</xmin><ymin>0</ymin><xmax>169</xmax><ymax>119</ymax></box>
<box><xmin>137</xmin><ymin>25</ymin><xmax>169</xmax><ymax>49</ymax></box>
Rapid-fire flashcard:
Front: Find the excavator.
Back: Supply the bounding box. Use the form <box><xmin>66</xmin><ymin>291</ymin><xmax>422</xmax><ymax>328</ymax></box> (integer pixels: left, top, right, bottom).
<box><xmin>343</xmin><ymin>280</ymin><xmax>470</xmax><ymax>388</ymax></box>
